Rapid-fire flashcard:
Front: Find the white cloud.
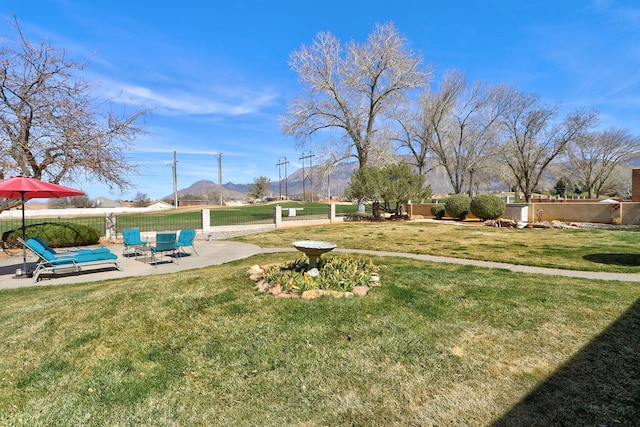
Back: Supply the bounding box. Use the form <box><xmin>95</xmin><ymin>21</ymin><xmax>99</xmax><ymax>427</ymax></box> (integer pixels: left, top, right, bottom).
<box><xmin>113</xmin><ymin>83</ymin><xmax>278</xmax><ymax>116</ymax></box>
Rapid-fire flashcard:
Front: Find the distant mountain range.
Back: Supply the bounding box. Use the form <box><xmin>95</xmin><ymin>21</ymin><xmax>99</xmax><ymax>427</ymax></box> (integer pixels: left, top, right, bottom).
<box><xmin>166</xmin><ymin>161</ymin><xmax>455</xmax><ymax>202</ymax></box>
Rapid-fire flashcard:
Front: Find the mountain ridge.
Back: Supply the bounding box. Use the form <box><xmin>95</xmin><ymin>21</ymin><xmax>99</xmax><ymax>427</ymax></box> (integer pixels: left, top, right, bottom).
<box><xmin>167</xmin><ymin>161</ymin><xmax>455</xmax><ymax>201</ymax></box>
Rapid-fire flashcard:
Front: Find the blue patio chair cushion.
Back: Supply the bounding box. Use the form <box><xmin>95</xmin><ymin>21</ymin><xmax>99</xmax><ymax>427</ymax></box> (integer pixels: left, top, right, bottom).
<box><xmin>176</xmin><ymin>229</ymin><xmax>196</xmax><ymax>247</ymax></box>
<box><xmin>26</xmin><ymin>239</ymin><xmax>57</xmax><ymax>261</ymax></box>
<box><xmin>152</xmin><ymin>232</ymin><xmax>177</xmax><ymax>253</ymax></box>
<box><xmin>123</xmin><ymin>229</ymin><xmax>146</xmax><ymax>246</ymax></box>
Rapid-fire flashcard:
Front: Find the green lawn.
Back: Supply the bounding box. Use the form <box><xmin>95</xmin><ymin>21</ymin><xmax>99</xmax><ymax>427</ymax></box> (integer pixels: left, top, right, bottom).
<box><xmin>0</xmin><ymin>222</ymin><xmax>638</xmax><ymax>426</ymax></box>
<box><xmin>234</xmin><ymin>221</ymin><xmax>640</xmax><ymax>273</ymax></box>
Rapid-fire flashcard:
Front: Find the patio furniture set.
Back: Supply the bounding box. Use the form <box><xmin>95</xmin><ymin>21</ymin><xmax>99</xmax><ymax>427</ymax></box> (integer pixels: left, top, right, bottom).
<box><xmin>3</xmin><ymin>176</ymin><xmax>198</xmax><ymax>282</ymax></box>
<box><xmin>16</xmin><ymin>228</ymin><xmax>198</xmax><ymax>282</ymax></box>
<box><xmin>122</xmin><ymin>228</ymin><xmax>198</xmax><ymax>266</ymax></box>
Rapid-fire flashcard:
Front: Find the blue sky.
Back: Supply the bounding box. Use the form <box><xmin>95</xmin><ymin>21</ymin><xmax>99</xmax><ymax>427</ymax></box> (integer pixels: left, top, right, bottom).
<box><xmin>3</xmin><ymin>1</ymin><xmax>639</xmax><ymax>200</ymax></box>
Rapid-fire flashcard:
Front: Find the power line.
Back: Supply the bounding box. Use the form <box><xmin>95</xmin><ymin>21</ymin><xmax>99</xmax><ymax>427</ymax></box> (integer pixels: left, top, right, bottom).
<box><xmin>299</xmin><ymin>151</ymin><xmax>314</xmax><ymax>202</ymax></box>
<box><xmin>276</xmin><ymin>157</ymin><xmax>289</xmax><ymax>200</ymax></box>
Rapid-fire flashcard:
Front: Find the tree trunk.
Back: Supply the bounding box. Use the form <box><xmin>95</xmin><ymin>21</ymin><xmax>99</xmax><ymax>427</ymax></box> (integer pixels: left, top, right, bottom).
<box><xmin>372</xmin><ymin>201</ymin><xmax>381</xmax><ymax>219</ymax></box>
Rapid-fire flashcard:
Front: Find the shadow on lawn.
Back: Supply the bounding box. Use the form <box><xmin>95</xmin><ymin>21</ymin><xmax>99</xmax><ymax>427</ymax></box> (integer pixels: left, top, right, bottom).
<box><xmin>493</xmin><ymin>298</ymin><xmax>640</xmax><ymax>426</ymax></box>
<box><xmin>583</xmin><ymin>253</ymin><xmax>640</xmax><ymax>267</ymax></box>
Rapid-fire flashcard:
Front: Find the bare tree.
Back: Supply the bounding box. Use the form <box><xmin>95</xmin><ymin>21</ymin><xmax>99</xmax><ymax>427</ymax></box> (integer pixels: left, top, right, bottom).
<box><xmin>70</xmin><ymin>195</ymin><xmax>89</xmax><ymax>208</ymax></box>
<box><xmin>566</xmin><ymin>128</ymin><xmax>640</xmax><ymax>198</ymax></box>
<box><xmin>248</xmin><ymin>176</ymin><xmax>271</xmax><ymax>200</ymax></box>
<box><xmin>496</xmin><ymin>88</ymin><xmax>597</xmax><ymax>202</ymax></box>
<box><xmin>429</xmin><ymin>71</ymin><xmax>507</xmax><ymax>195</ymax></box>
<box><xmin>396</xmin><ymin>69</ymin><xmax>507</xmax><ymax>195</ymax></box>
<box><xmin>0</xmin><ymin>16</ymin><xmax>148</xmax><ymax>191</ymax></box>
<box><xmin>393</xmin><ymin>95</ymin><xmax>439</xmax><ymax>177</ymax></box>
<box><xmin>282</xmin><ymin>22</ymin><xmax>432</xmax><ymax>169</ymax></box>
<box><xmin>607</xmin><ymin>164</ymin><xmax>633</xmax><ymax>199</ymax></box>
<box><xmin>205</xmin><ymin>188</ymin><xmax>221</xmax><ymax>204</ymax></box>
<box><xmin>133</xmin><ymin>192</ymin><xmax>150</xmax><ymax>207</ymax></box>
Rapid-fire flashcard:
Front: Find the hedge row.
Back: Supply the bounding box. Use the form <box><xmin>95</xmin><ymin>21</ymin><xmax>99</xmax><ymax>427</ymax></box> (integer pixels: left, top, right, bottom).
<box><xmin>1</xmin><ymin>222</ymin><xmax>101</xmax><ymax>249</ymax></box>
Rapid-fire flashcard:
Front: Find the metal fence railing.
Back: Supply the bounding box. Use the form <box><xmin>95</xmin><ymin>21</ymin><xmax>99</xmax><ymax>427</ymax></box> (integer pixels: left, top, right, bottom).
<box><xmin>0</xmin><ymin>203</ymin><xmax>369</xmax><ymax>240</ymax></box>
<box><xmin>115</xmin><ymin>211</ymin><xmax>201</xmax><ymax>234</ymax></box>
<box><xmin>335</xmin><ymin>203</ymin><xmax>371</xmax><ymax>217</ymax></box>
<box><xmin>282</xmin><ymin>205</ymin><xmax>328</xmax><ymax>222</ymax></box>
<box><xmin>210</xmin><ymin>209</ymin><xmax>273</xmax><ymax>226</ymax></box>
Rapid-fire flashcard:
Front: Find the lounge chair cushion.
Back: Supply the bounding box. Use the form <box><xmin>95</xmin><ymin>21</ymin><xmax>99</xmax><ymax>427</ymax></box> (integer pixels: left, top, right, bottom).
<box><xmin>31</xmin><ymin>237</ymin><xmax>111</xmax><ymax>256</ymax></box>
<box><xmin>48</xmin><ymin>252</ymin><xmax>118</xmax><ymax>265</ymax></box>
<box><xmin>26</xmin><ymin>239</ymin><xmax>56</xmax><ymax>261</ymax></box>
<box><xmin>26</xmin><ymin>239</ymin><xmax>118</xmax><ymax>263</ymax></box>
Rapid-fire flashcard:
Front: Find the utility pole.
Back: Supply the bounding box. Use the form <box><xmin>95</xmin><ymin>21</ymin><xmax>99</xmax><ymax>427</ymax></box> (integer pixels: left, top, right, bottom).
<box><xmin>276</xmin><ymin>159</ymin><xmax>282</xmax><ymax>200</ymax></box>
<box><xmin>276</xmin><ymin>157</ymin><xmax>290</xmax><ymax>200</ymax></box>
<box><xmin>299</xmin><ymin>151</ymin><xmax>314</xmax><ymax>202</ymax></box>
<box><xmin>328</xmin><ymin>169</ymin><xmax>331</xmax><ymax>202</ymax></box>
<box><xmin>218</xmin><ymin>152</ymin><xmax>223</xmax><ymax>206</ymax></box>
<box><xmin>284</xmin><ymin>158</ymin><xmax>288</xmax><ymax>200</ymax></box>
<box><xmin>173</xmin><ymin>151</ymin><xmax>178</xmax><ymax>209</ymax></box>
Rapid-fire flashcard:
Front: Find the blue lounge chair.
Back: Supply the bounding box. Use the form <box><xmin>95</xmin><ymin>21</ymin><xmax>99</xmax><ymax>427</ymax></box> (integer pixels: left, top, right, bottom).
<box><xmin>21</xmin><ymin>238</ymin><xmax>122</xmax><ymax>283</ymax></box>
<box><xmin>122</xmin><ymin>229</ymin><xmax>148</xmax><ymax>257</ymax></box>
<box><xmin>150</xmin><ymin>232</ymin><xmax>178</xmax><ymax>266</ymax></box>
<box><xmin>176</xmin><ymin>229</ymin><xmax>198</xmax><ymax>257</ymax></box>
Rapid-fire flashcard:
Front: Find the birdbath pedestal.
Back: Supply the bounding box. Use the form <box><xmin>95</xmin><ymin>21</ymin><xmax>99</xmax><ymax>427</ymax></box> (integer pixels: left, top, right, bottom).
<box><xmin>292</xmin><ymin>240</ymin><xmax>337</xmax><ymax>270</ymax></box>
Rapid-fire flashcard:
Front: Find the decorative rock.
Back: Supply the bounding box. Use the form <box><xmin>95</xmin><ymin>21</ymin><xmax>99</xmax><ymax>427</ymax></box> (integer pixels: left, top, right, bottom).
<box><xmin>301</xmin><ymin>289</ymin><xmax>346</xmax><ymax>299</ymax></box>
<box><xmin>256</xmin><ymin>281</ymin><xmax>270</xmax><ymax>293</ymax></box>
<box><xmin>369</xmin><ymin>275</ymin><xmax>380</xmax><ymax>286</ymax></box>
<box><xmin>306</xmin><ymin>268</ymin><xmax>319</xmax><ymax>277</ymax></box>
<box><xmin>248</xmin><ymin>265</ymin><xmax>264</xmax><ymax>275</ymax></box>
<box><xmin>487</xmin><ymin>219</ymin><xmax>517</xmax><ymax>228</ymax></box>
<box><xmin>268</xmin><ymin>283</ymin><xmax>282</xmax><ymax>296</ymax></box>
<box><xmin>276</xmin><ymin>292</ymin><xmax>300</xmax><ymax>298</ymax></box>
<box><xmin>351</xmin><ymin>286</ymin><xmax>369</xmax><ymax>297</ymax></box>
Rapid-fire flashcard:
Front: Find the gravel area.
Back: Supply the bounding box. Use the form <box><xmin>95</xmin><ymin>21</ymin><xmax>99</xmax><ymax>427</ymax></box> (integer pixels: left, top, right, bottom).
<box><xmin>205</xmin><ymin>225</ymin><xmax>275</xmax><ymax>240</ymax></box>
<box><xmin>571</xmin><ymin>222</ymin><xmax>640</xmax><ymax>230</ymax></box>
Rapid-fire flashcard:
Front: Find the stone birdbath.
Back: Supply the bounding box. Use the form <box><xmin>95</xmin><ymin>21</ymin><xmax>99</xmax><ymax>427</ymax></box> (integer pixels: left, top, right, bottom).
<box><xmin>292</xmin><ymin>240</ymin><xmax>337</xmax><ymax>271</ymax></box>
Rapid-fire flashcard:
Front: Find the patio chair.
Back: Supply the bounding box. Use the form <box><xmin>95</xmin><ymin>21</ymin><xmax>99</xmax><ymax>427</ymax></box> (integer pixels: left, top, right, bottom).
<box><xmin>20</xmin><ymin>237</ymin><xmax>122</xmax><ymax>283</ymax></box>
<box><xmin>176</xmin><ymin>229</ymin><xmax>198</xmax><ymax>257</ymax></box>
<box><xmin>122</xmin><ymin>228</ymin><xmax>148</xmax><ymax>257</ymax></box>
<box><xmin>150</xmin><ymin>232</ymin><xmax>178</xmax><ymax>266</ymax></box>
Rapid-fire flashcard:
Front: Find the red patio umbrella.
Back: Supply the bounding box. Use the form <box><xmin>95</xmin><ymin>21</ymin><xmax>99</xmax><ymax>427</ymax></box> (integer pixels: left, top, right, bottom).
<box><xmin>0</xmin><ymin>176</ymin><xmax>85</xmax><ymax>276</ymax></box>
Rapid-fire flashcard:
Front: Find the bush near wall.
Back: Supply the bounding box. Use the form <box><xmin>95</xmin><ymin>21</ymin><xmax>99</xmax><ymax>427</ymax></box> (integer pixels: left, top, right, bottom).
<box><xmin>1</xmin><ymin>222</ymin><xmax>101</xmax><ymax>249</ymax></box>
<box><xmin>470</xmin><ymin>194</ymin><xmax>506</xmax><ymax>220</ymax></box>
<box><xmin>445</xmin><ymin>195</ymin><xmax>471</xmax><ymax>220</ymax></box>
<box><xmin>430</xmin><ymin>204</ymin><xmax>446</xmax><ymax>219</ymax></box>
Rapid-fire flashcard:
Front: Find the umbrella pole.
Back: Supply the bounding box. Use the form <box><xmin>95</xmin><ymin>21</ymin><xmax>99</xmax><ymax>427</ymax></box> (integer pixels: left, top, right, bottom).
<box><xmin>21</xmin><ymin>192</ymin><xmax>27</xmax><ymax>276</ymax></box>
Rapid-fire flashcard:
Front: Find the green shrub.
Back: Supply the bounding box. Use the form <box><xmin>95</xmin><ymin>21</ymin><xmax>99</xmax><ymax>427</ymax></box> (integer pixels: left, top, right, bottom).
<box><xmin>2</xmin><ymin>222</ymin><xmax>101</xmax><ymax>249</ymax></box>
<box><xmin>430</xmin><ymin>204</ymin><xmax>446</xmax><ymax>219</ymax></box>
<box><xmin>444</xmin><ymin>194</ymin><xmax>471</xmax><ymax>220</ymax></box>
<box><xmin>470</xmin><ymin>194</ymin><xmax>506</xmax><ymax>220</ymax></box>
